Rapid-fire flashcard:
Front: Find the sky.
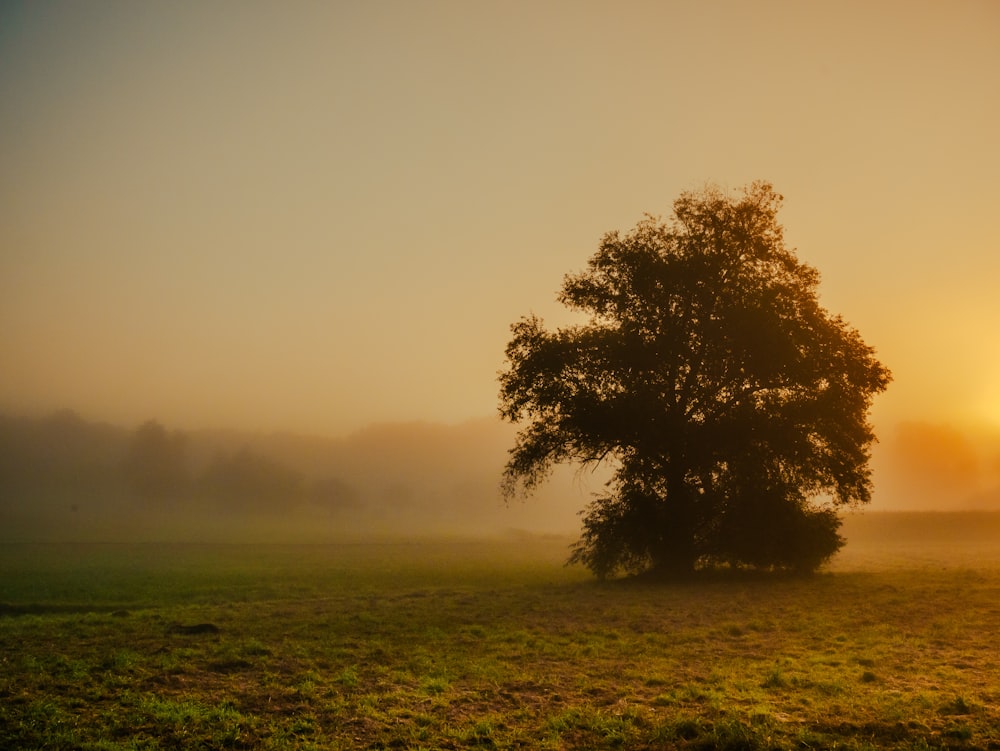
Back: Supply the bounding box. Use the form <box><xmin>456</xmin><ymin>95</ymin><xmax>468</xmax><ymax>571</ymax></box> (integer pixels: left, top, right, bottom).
<box><xmin>1</xmin><ymin>1</ymin><xmax>999</xmax><ymax>508</ymax></box>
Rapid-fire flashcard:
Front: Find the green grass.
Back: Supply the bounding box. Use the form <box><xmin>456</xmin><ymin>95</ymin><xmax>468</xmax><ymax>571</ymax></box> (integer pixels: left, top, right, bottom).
<box><xmin>2</xmin><ymin>536</ymin><xmax>999</xmax><ymax>749</ymax></box>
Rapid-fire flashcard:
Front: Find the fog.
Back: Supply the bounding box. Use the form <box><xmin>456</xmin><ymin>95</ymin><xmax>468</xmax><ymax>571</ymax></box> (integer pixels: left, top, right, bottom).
<box><xmin>2</xmin><ymin>3</ymin><xmax>998</xmax><ymax>445</ymax></box>
<box><xmin>872</xmin><ymin>420</ymin><xmax>1000</xmax><ymax>511</ymax></box>
<box><xmin>3</xmin><ymin>408</ymin><xmax>999</xmax><ymax>545</ymax></box>
<box><xmin>0</xmin><ymin>410</ymin><xmax>594</xmax><ymax>543</ymax></box>
<box><xmin>1</xmin><ymin>3</ymin><xmax>998</xmax><ymax>549</ymax></box>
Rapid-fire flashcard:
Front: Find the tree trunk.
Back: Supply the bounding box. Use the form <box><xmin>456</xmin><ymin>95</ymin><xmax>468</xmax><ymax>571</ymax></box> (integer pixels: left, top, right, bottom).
<box><xmin>649</xmin><ymin>535</ymin><xmax>697</xmax><ymax>578</ymax></box>
<box><xmin>648</xmin><ymin>465</ymin><xmax>699</xmax><ymax>578</ymax></box>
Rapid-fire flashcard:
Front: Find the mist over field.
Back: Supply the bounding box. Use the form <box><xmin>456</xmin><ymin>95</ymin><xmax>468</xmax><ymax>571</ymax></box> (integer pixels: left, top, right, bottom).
<box><xmin>0</xmin><ymin>410</ymin><xmax>592</xmax><ymax>543</ymax></box>
<box><xmin>3</xmin><ymin>408</ymin><xmax>1000</xmax><ymax>546</ymax></box>
<box><xmin>873</xmin><ymin>420</ymin><xmax>1000</xmax><ymax>511</ymax></box>
<box><xmin>5</xmin><ymin>409</ymin><xmax>1000</xmax><ymax>750</ymax></box>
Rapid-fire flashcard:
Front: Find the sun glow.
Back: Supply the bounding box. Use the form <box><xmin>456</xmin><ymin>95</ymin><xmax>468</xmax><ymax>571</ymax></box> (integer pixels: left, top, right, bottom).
<box><xmin>979</xmin><ymin>392</ymin><xmax>1000</xmax><ymax>431</ymax></box>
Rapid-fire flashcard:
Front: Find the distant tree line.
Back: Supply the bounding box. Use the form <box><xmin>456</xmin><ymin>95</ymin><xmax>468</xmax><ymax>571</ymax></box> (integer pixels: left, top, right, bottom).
<box><xmin>0</xmin><ymin>411</ymin><xmax>359</xmax><ymax>521</ymax></box>
<box><xmin>0</xmin><ymin>409</ymin><xmax>123</xmax><ymax>511</ymax></box>
<box><xmin>1</xmin><ymin>409</ymin><xmax>560</xmax><ymax>543</ymax></box>
<box><xmin>123</xmin><ymin>420</ymin><xmax>365</xmax><ymax>513</ymax></box>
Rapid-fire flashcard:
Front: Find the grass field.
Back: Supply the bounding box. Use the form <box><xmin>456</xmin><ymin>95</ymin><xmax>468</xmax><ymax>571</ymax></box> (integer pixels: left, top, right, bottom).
<box><xmin>2</xmin><ymin>515</ymin><xmax>1000</xmax><ymax>750</ymax></box>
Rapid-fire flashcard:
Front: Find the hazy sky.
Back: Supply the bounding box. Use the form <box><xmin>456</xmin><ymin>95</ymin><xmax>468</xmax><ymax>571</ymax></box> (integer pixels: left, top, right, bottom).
<box><xmin>2</xmin><ymin>1</ymin><xmax>999</xmax><ymax>444</ymax></box>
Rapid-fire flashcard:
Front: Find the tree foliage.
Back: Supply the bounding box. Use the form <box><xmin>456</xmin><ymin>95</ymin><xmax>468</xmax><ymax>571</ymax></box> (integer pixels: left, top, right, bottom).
<box><xmin>123</xmin><ymin>420</ymin><xmax>190</xmax><ymax>500</ymax></box>
<box><xmin>498</xmin><ymin>182</ymin><xmax>891</xmax><ymax>578</ymax></box>
<box><xmin>199</xmin><ymin>448</ymin><xmax>303</xmax><ymax>512</ymax></box>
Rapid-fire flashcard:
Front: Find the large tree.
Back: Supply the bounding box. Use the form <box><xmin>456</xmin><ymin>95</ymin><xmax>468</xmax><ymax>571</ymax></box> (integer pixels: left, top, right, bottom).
<box><xmin>498</xmin><ymin>182</ymin><xmax>891</xmax><ymax>578</ymax></box>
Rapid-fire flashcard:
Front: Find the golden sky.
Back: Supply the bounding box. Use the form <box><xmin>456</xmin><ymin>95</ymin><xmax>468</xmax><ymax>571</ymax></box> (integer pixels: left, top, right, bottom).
<box><xmin>2</xmin><ymin>0</ymin><xmax>999</xmax><ymax>474</ymax></box>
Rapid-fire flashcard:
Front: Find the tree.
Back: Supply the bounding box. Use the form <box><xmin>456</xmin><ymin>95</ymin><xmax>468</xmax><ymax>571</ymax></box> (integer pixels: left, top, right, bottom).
<box><xmin>123</xmin><ymin>420</ymin><xmax>190</xmax><ymax>500</ymax></box>
<box><xmin>498</xmin><ymin>182</ymin><xmax>891</xmax><ymax>578</ymax></box>
<box><xmin>199</xmin><ymin>448</ymin><xmax>303</xmax><ymax>512</ymax></box>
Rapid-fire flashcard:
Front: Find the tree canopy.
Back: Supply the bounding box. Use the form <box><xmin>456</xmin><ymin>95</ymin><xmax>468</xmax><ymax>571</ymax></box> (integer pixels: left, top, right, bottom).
<box><xmin>123</xmin><ymin>420</ymin><xmax>190</xmax><ymax>500</ymax></box>
<box><xmin>498</xmin><ymin>182</ymin><xmax>891</xmax><ymax>578</ymax></box>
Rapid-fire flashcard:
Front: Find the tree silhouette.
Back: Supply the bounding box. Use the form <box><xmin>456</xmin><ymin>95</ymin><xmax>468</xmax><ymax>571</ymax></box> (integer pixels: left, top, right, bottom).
<box><xmin>199</xmin><ymin>448</ymin><xmax>303</xmax><ymax>512</ymax></box>
<box><xmin>123</xmin><ymin>420</ymin><xmax>190</xmax><ymax>500</ymax></box>
<box><xmin>499</xmin><ymin>182</ymin><xmax>891</xmax><ymax>578</ymax></box>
